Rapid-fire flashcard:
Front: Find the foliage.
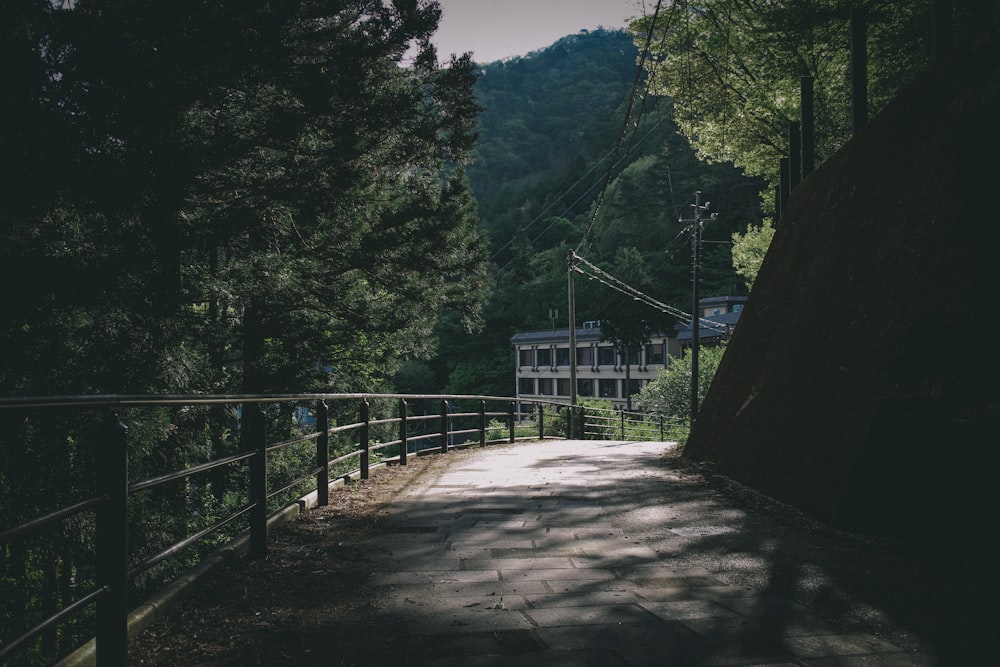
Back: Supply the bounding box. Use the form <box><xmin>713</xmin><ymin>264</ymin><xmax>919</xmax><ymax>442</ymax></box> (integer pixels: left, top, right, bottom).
<box><xmin>1</xmin><ymin>2</ymin><xmax>489</xmax><ymax>663</ymax></box>
<box><xmin>731</xmin><ymin>219</ymin><xmax>776</xmax><ymax>290</ymax></box>
<box><xmin>578</xmin><ymin>398</ymin><xmax>617</xmax><ymax>438</ymax></box>
<box><xmin>627</xmin><ymin>1</ymin><xmax>987</xmax><ymax>296</ymax></box>
<box><xmin>632</xmin><ymin>0</ymin><xmax>991</xmax><ymax>203</ymax></box>
<box><xmin>1</xmin><ymin>0</ymin><xmax>488</xmax><ymax>399</ymax></box>
<box><xmin>447</xmin><ymin>30</ymin><xmax>762</xmax><ymax>398</ymax></box>
<box><xmin>633</xmin><ymin>0</ymin><xmax>934</xmax><ymax>186</ymax></box>
<box><xmin>637</xmin><ymin>344</ymin><xmax>728</xmax><ymax>418</ymax></box>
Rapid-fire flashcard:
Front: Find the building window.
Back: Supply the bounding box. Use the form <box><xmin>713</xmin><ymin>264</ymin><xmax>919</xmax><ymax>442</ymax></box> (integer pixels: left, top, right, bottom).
<box><xmin>646</xmin><ymin>342</ymin><xmax>665</xmax><ymax>366</ymax></box>
<box><xmin>599</xmin><ymin>379</ymin><xmax>618</xmax><ymax>398</ymax></box>
<box><xmin>557</xmin><ymin>378</ymin><xmax>571</xmax><ymax>396</ymax></box>
<box><xmin>538</xmin><ymin>378</ymin><xmax>554</xmax><ymax>395</ymax></box>
<box><xmin>597</xmin><ymin>346</ymin><xmax>615</xmax><ymax>366</ymax></box>
<box><xmin>577</xmin><ymin>346</ymin><xmax>593</xmax><ymax>366</ymax></box>
<box><xmin>518</xmin><ymin>378</ymin><xmax>535</xmax><ymax>395</ymax></box>
<box><xmin>555</xmin><ymin>347</ymin><xmax>570</xmax><ymax>366</ymax></box>
<box><xmin>536</xmin><ymin>347</ymin><xmax>552</xmax><ymax>367</ymax></box>
<box><xmin>518</xmin><ymin>348</ymin><xmax>533</xmax><ymax>367</ymax></box>
<box><xmin>578</xmin><ymin>379</ymin><xmax>594</xmax><ymax>396</ymax></box>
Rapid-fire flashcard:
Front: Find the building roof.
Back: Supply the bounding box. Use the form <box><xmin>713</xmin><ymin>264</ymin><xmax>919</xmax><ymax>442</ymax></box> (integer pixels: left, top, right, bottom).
<box><xmin>510</xmin><ymin>327</ymin><xmax>606</xmax><ymax>346</ymax></box>
<box><xmin>511</xmin><ymin>296</ymin><xmax>748</xmax><ymax>346</ymax></box>
<box><xmin>676</xmin><ymin>310</ymin><xmax>742</xmax><ymax>342</ymax></box>
<box><xmin>699</xmin><ymin>295</ymin><xmax>748</xmax><ymax>308</ymax></box>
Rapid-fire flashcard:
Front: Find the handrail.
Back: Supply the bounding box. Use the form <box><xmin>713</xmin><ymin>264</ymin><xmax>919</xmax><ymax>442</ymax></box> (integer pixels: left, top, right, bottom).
<box><xmin>0</xmin><ymin>393</ymin><xmax>666</xmax><ymax>665</ymax></box>
<box><xmin>129</xmin><ymin>450</ymin><xmax>255</xmax><ymax>494</ymax></box>
<box><xmin>0</xmin><ymin>392</ymin><xmax>519</xmax><ymax>411</ymax></box>
<box><xmin>0</xmin><ymin>494</ymin><xmax>105</xmax><ymax>543</ymax></box>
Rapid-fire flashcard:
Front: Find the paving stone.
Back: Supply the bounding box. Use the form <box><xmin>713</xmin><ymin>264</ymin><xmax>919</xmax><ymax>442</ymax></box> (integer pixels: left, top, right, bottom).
<box><xmin>500</xmin><ymin>567</ymin><xmax>618</xmax><ymax>582</ymax></box>
<box><xmin>681</xmin><ymin>614</ymin><xmax>840</xmax><ymax>640</ymax></box>
<box><xmin>379</xmin><ymin>580</ymin><xmax>551</xmax><ymax>597</ymax></box>
<box><xmin>535</xmin><ymin>621</ymin><xmax>706</xmax><ymax>662</ymax></box>
<box><xmin>349</xmin><ymin>441</ymin><xmax>940</xmax><ymax>666</ymax></box>
<box><xmin>630</xmin><ymin>574</ymin><xmax>725</xmax><ymax>588</ymax></box>
<box><xmin>423</xmin><ymin>648</ymin><xmax>629</xmax><ymax>667</ymax></box>
<box><xmin>369</xmin><ymin>569</ymin><xmax>499</xmax><ymax>585</ymax></box>
<box><xmin>638</xmin><ymin>599</ymin><xmax>743</xmax><ymax>621</ymax></box>
<box><xmin>418</xmin><ymin>627</ymin><xmax>545</xmax><ymax>657</ymax></box>
<box><xmin>448</xmin><ymin>539</ymin><xmax>535</xmax><ymax>549</ymax></box>
<box><xmin>523</xmin><ymin>603</ymin><xmax>657</xmax><ymax>627</ymax></box>
<box><xmin>785</xmin><ymin>633</ymin><xmax>904</xmax><ymax>658</ymax></box>
<box><xmin>521</xmin><ymin>590</ymin><xmax>640</xmax><ymax>608</ymax></box>
<box><xmin>384</xmin><ymin>592</ymin><xmax>527</xmax><ymax>612</ymax></box>
<box><xmin>798</xmin><ymin>653</ymin><xmax>941</xmax><ymax>666</ymax></box>
<box><xmin>459</xmin><ymin>556</ymin><xmax>576</xmax><ymax>571</ymax></box>
<box><xmin>688</xmin><ymin>640</ymin><xmax>798</xmax><ymax>666</ymax></box>
<box><xmin>402</xmin><ymin>607</ymin><xmax>536</xmax><ymax>635</ymax></box>
<box><xmin>716</xmin><ymin>595</ymin><xmax>817</xmax><ymax>617</ymax></box>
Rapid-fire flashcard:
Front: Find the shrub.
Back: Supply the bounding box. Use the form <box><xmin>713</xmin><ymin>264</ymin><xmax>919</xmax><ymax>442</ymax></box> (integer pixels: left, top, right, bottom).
<box><xmin>638</xmin><ymin>345</ymin><xmax>727</xmax><ymax>419</ymax></box>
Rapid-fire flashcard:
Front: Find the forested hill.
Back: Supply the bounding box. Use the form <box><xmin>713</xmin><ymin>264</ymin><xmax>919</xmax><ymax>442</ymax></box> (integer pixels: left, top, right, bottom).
<box><xmin>424</xmin><ymin>30</ymin><xmax>765</xmax><ymax>398</ymax></box>
<box><xmin>467</xmin><ymin>29</ymin><xmax>640</xmax><ymax>235</ymax></box>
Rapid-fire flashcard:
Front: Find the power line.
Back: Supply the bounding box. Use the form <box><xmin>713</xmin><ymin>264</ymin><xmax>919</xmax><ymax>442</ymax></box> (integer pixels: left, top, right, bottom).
<box><xmin>491</xmin><ymin>118</ymin><xmax>667</xmax><ymax>274</ymax></box>
<box><xmin>487</xmin><ymin>143</ymin><xmax>618</xmax><ymax>263</ymax></box>
<box><xmin>575</xmin><ymin>0</ymin><xmax>664</xmax><ymax>254</ymax></box>
<box><xmin>571</xmin><ymin>250</ymin><xmax>722</xmax><ymax>331</ymax></box>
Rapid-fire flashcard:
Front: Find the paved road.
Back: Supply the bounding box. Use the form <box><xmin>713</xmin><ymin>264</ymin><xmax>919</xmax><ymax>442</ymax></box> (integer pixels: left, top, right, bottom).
<box><xmin>355</xmin><ymin>440</ymin><xmax>943</xmax><ymax>666</ymax></box>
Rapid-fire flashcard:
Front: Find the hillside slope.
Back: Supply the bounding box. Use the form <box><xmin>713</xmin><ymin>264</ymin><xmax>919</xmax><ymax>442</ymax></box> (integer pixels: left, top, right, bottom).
<box><xmin>685</xmin><ymin>33</ymin><xmax>999</xmax><ymax>554</ymax></box>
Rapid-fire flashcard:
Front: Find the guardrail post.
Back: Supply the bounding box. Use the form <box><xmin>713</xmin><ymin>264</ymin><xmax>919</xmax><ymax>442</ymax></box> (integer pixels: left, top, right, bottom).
<box><xmin>440</xmin><ymin>399</ymin><xmax>449</xmax><ymax>453</ymax></box>
<box><xmin>244</xmin><ymin>405</ymin><xmax>268</xmax><ymax>560</ymax></box>
<box><xmin>659</xmin><ymin>415</ymin><xmax>664</xmax><ymax>442</ymax></box>
<box><xmin>538</xmin><ymin>403</ymin><xmax>545</xmax><ymax>439</ymax></box>
<box><xmin>360</xmin><ymin>399</ymin><xmax>370</xmax><ymax>480</ymax></box>
<box><xmin>508</xmin><ymin>401</ymin><xmax>516</xmax><ymax>443</ymax></box>
<box><xmin>96</xmin><ymin>411</ymin><xmax>129</xmax><ymax>667</ymax></box>
<box><xmin>316</xmin><ymin>400</ymin><xmax>329</xmax><ymax>507</ymax></box>
<box><xmin>620</xmin><ymin>408</ymin><xmax>626</xmax><ymax>440</ymax></box>
<box><xmin>399</xmin><ymin>398</ymin><xmax>408</xmax><ymax>466</ymax></box>
<box><xmin>479</xmin><ymin>400</ymin><xmax>486</xmax><ymax>447</ymax></box>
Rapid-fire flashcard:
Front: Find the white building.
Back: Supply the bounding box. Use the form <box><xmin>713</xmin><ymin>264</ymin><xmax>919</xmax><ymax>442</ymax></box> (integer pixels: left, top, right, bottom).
<box><xmin>511</xmin><ymin>296</ymin><xmax>747</xmax><ymax>411</ymax></box>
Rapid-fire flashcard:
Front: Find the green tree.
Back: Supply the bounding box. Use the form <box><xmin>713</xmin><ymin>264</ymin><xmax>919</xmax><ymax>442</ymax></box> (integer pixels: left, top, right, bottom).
<box><xmin>1</xmin><ymin>3</ymin><xmax>490</xmax><ymax>661</ymax></box>
<box><xmin>631</xmin><ymin>0</ymin><xmax>948</xmax><ymax>186</ymax></box>
<box><xmin>731</xmin><ymin>219</ymin><xmax>776</xmax><ymax>290</ymax></box>
<box><xmin>1</xmin><ymin>1</ymin><xmax>489</xmax><ymax>397</ymax></box>
<box><xmin>638</xmin><ymin>345</ymin><xmax>728</xmax><ymax>418</ymax></box>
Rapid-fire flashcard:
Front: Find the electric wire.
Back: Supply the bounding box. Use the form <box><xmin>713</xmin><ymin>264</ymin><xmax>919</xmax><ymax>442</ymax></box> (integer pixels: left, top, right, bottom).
<box><xmin>492</xmin><ymin>117</ymin><xmax>667</xmax><ymax>274</ymax></box>
<box><xmin>524</xmin><ymin>118</ymin><xmax>665</xmax><ymax>249</ymax></box>
<box><xmin>570</xmin><ymin>251</ymin><xmax>726</xmax><ymax>332</ymax></box>
<box><xmin>487</xmin><ymin>142</ymin><xmax>619</xmax><ymax>263</ymax></box>
<box><xmin>575</xmin><ymin>0</ymin><xmax>664</xmax><ymax>254</ymax></box>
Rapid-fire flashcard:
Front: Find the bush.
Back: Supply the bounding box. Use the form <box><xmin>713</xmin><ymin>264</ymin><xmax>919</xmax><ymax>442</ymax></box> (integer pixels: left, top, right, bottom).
<box><xmin>638</xmin><ymin>345</ymin><xmax>727</xmax><ymax>419</ymax></box>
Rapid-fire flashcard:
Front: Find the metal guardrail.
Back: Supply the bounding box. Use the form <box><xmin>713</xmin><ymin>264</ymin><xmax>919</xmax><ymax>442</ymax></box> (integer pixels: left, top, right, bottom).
<box><xmin>579</xmin><ymin>404</ymin><xmax>688</xmax><ymax>442</ymax></box>
<box><xmin>0</xmin><ymin>393</ymin><xmax>556</xmax><ymax>665</ymax></box>
<box><xmin>0</xmin><ymin>393</ymin><xmax>671</xmax><ymax>665</ymax></box>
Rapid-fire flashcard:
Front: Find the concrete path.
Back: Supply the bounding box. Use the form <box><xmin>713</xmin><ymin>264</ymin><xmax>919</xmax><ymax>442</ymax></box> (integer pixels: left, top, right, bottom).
<box><xmin>358</xmin><ymin>440</ymin><xmax>941</xmax><ymax>666</ymax></box>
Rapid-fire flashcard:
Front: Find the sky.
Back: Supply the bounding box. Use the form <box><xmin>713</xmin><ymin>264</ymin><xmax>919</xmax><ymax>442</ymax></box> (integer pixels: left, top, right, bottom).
<box><xmin>432</xmin><ymin>0</ymin><xmax>646</xmax><ymax>63</ymax></box>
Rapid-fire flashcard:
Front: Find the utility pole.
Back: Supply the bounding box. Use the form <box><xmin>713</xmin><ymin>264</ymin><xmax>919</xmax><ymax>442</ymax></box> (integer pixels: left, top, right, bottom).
<box><xmin>681</xmin><ymin>192</ymin><xmax>711</xmax><ymax>423</ymax></box>
<box><xmin>567</xmin><ymin>250</ymin><xmax>578</xmax><ymax>434</ymax></box>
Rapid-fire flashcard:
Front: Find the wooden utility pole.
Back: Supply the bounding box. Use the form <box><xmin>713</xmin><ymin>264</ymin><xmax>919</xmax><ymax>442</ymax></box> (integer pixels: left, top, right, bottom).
<box><xmin>567</xmin><ymin>250</ymin><xmax>578</xmax><ymax>435</ymax></box>
<box><xmin>682</xmin><ymin>192</ymin><xmax>711</xmax><ymax>423</ymax></box>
